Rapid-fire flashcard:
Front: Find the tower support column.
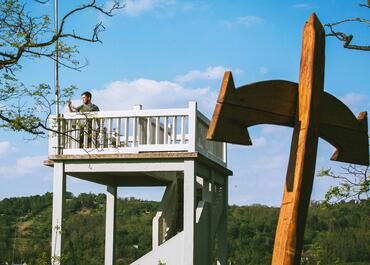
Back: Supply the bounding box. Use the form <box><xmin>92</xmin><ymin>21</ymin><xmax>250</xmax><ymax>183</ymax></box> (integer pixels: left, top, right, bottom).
<box><xmin>183</xmin><ymin>160</ymin><xmax>195</xmax><ymax>265</ymax></box>
<box><xmin>51</xmin><ymin>162</ymin><xmax>66</xmax><ymax>265</ymax></box>
<box><xmin>217</xmin><ymin>176</ymin><xmax>228</xmax><ymax>265</ymax></box>
<box><xmin>105</xmin><ymin>185</ymin><xmax>117</xmax><ymax>265</ymax></box>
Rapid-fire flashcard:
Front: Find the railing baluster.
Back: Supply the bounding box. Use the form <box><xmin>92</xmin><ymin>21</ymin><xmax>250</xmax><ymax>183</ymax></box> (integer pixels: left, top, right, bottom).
<box><xmin>116</xmin><ymin>118</ymin><xmax>121</xmax><ymax>147</ymax></box>
<box><xmin>99</xmin><ymin>119</ymin><xmax>104</xmax><ymax>148</ymax></box>
<box><xmin>69</xmin><ymin>120</ymin><xmax>73</xmax><ymax>148</ymax></box>
<box><xmin>60</xmin><ymin>119</ymin><xmax>65</xmax><ymax>149</ymax></box>
<box><xmin>108</xmin><ymin>118</ymin><xmax>113</xmax><ymax>148</ymax></box>
<box><xmin>65</xmin><ymin>120</ymin><xmax>70</xmax><ymax>149</ymax></box>
<box><xmin>124</xmin><ymin>118</ymin><xmax>129</xmax><ymax>147</ymax></box>
<box><xmin>138</xmin><ymin>118</ymin><xmax>142</xmax><ymax>145</ymax></box>
<box><xmin>181</xmin><ymin>116</ymin><xmax>185</xmax><ymax>144</ymax></box>
<box><xmin>164</xmin><ymin>116</ymin><xmax>168</xmax><ymax>144</ymax></box>
<box><xmin>155</xmin><ymin>117</ymin><xmax>159</xmax><ymax>144</ymax></box>
<box><xmin>133</xmin><ymin>117</ymin><xmax>137</xmax><ymax>147</ymax></box>
<box><xmin>172</xmin><ymin>116</ymin><xmax>177</xmax><ymax>144</ymax></box>
<box><xmin>75</xmin><ymin>120</ymin><xmax>80</xmax><ymax>149</ymax></box>
<box><xmin>53</xmin><ymin>106</ymin><xmax>224</xmax><ymax>164</ymax></box>
<box><xmin>92</xmin><ymin>119</ymin><xmax>97</xmax><ymax>149</ymax></box>
<box><xmin>147</xmin><ymin>117</ymin><xmax>151</xmax><ymax>145</ymax></box>
<box><xmin>83</xmin><ymin>119</ymin><xmax>88</xmax><ymax>148</ymax></box>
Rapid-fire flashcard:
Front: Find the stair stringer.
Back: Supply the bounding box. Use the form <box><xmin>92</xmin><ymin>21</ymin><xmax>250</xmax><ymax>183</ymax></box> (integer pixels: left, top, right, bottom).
<box><xmin>130</xmin><ymin>231</ymin><xmax>185</xmax><ymax>265</ymax></box>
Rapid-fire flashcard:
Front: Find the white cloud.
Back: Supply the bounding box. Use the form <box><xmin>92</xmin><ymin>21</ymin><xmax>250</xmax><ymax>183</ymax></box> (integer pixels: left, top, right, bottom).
<box><xmin>259</xmin><ymin>66</ymin><xmax>269</xmax><ymax>75</ymax></box>
<box><xmin>124</xmin><ymin>0</ymin><xmax>157</xmax><ymax>16</ymax></box>
<box><xmin>181</xmin><ymin>2</ymin><xmax>194</xmax><ymax>11</ymax></box>
<box><xmin>251</xmin><ymin>137</ymin><xmax>267</xmax><ymax>148</ymax></box>
<box><xmin>174</xmin><ymin>66</ymin><xmax>243</xmax><ymax>83</ymax></box>
<box><xmin>340</xmin><ymin>92</ymin><xmax>369</xmax><ymax>108</ymax></box>
<box><xmin>0</xmin><ymin>141</ymin><xmax>17</xmax><ymax>156</ymax></box>
<box><xmin>292</xmin><ymin>3</ymin><xmax>313</xmax><ymax>9</ymax></box>
<box><xmin>219</xmin><ymin>16</ymin><xmax>264</xmax><ymax>29</ymax></box>
<box><xmin>92</xmin><ymin>78</ymin><xmax>218</xmax><ymax>115</ymax></box>
<box><xmin>0</xmin><ymin>155</ymin><xmax>46</xmax><ymax>179</ymax></box>
<box><xmin>107</xmin><ymin>0</ymin><xmax>175</xmax><ymax>16</ymax></box>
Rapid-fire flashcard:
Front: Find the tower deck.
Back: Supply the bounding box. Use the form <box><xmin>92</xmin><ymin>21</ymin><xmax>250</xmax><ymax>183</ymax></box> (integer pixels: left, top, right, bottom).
<box><xmin>46</xmin><ymin>102</ymin><xmax>232</xmax><ymax>265</ymax></box>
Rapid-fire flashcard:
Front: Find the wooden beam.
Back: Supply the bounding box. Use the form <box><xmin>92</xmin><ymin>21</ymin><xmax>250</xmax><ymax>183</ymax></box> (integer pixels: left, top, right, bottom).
<box><xmin>272</xmin><ymin>13</ymin><xmax>325</xmax><ymax>265</ymax></box>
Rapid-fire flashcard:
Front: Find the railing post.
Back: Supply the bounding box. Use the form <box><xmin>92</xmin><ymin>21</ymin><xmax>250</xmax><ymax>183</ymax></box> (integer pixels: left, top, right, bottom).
<box><xmin>222</xmin><ymin>142</ymin><xmax>227</xmax><ymax>164</ymax></box>
<box><xmin>188</xmin><ymin>102</ymin><xmax>197</xmax><ymax>152</ymax></box>
<box><xmin>133</xmin><ymin>105</ymin><xmax>142</xmax><ymax>146</ymax></box>
<box><xmin>48</xmin><ymin>116</ymin><xmax>58</xmax><ymax>156</ymax></box>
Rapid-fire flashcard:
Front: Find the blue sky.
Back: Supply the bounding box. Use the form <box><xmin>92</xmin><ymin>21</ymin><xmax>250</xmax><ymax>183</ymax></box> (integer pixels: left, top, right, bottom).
<box><xmin>0</xmin><ymin>0</ymin><xmax>369</xmax><ymax>206</ymax></box>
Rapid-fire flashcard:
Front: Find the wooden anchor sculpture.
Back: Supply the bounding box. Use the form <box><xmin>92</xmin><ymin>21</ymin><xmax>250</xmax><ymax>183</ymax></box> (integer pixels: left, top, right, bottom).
<box><xmin>207</xmin><ymin>13</ymin><xmax>369</xmax><ymax>265</ymax></box>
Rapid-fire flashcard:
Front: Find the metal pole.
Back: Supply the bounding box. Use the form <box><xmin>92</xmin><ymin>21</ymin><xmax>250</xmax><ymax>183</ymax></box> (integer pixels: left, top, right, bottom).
<box><xmin>54</xmin><ymin>0</ymin><xmax>60</xmax><ymax>155</ymax></box>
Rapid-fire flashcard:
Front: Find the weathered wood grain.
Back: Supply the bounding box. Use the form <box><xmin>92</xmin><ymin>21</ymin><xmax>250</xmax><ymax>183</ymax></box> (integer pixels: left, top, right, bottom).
<box><xmin>272</xmin><ymin>13</ymin><xmax>325</xmax><ymax>265</ymax></box>
<box><xmin>206</xmin><ymin>12</ymin><xmax>369</xmax><ymax>265</ymax></box>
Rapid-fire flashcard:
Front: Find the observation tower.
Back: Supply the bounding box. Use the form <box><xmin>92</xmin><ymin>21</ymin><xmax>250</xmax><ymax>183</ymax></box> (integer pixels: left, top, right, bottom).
<box><xmin>45</xmin><ymin>102</ymin><xmax>232</xmax><ymax>265</ymax></box>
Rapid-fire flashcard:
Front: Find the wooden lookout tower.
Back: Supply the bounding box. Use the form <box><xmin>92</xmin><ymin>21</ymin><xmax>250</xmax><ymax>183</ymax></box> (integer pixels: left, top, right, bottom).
<box><xmin>45</xmin><ymin>102</ymin><xmax>232</xmax><ymax>265</ymax></box>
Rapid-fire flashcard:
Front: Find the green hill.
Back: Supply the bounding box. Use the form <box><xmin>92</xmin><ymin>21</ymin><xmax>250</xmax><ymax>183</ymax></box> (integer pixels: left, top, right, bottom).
<box><xmin>0</xmin><ymin>193</ymin><xmax>369</xmax><ymax>265</ymax></box>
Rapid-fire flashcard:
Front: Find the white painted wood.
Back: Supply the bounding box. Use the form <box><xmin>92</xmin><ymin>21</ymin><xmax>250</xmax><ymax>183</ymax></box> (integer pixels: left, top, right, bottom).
<box><xmin>54</xmin><ymin>103</ymin><xmax>227</xmax><ymax>166</ymax></box>
<box><xmin>133</xmin><ymin>117</ymin><xmax>137</xmax><ymax>147</ymax></box>
<box><xmin>108</xmin><ymin>118</ymin><xmax>113</xmax><ymax>148</ymax></box>
<box><xmin>64</xmin><ymin>161</ymin><xmax>185</xmax><ymax>173</ymax></box>
<box><xmin>138</xmin><ymin>144</ymin><xmax>189</xmax><ymax>152</ymax></box>
<box><xmin>164</xmin><ymin>117</ymin><xmax>168</xmax><ymax>144</ymax></box>
<box><xmin>146</xmin><ymin>117</ymin><xmax>151</xmax><ymax>144</ymax></box>
<box><xmin>62</xmin><ymin>108</ymin><xmax>190</xmax><ymax>119</ymax></box>
<box><xmin>188</xmin><ymin>102</ymin><xmax>197</xmax><ymax>152</ymax></box>
<box><xmin>181</xmin><ymin>116</ymin><xmax>185</xmax><ymax>144</ymax></box>
<box><xmin>83</xmin><ymin>123</ymin><xmax>88</xmax><ymax>148</ymax></box>
<box><xmin>133</xmin><ymin>104</ymin><xmax>142</xmax><ymax>111</ymax></box>
<box><xmin>124</xmin><ymin>118</ymin><xmax>129</xmax><ymax>147</ymax></box>
<box><xmin>216</xmin><ymin>179</ymin><xmax>228</xmax><ymax>265</ymax></box>
<box><xmin>196</xmin><ymin>147</ymin><xmax>226</xmax><ymax>168</ymax></box>
<box><xmin>116</xmin><ymin>118</ymin><xmax>121</xmax><ymax>148</ymax></box>
<box><xmin>92</xmin><ymin>119</ymin><xmax>97</xmax><ymax>149</ymax></box>
<box><xmin>184</xmin><ymin>160</ymin><xmax>195</xmax><ymax>265</ymax></box>
<box><xmin>152</xmin><ymin>212</ymin><xmax>163</xmax><ymax>249</ymax></box>
<box><xmin>222</xmin><ymin>142</ymin><xmax>227</xmax><ymax>164</ymax></box>
<box><xmin>155</xmin><ymin>117</ymin><xmax>160</xmax><ymax>144</ymax></box>
<box><xmin>48</xmin><ymin>118</ymin><xmax>58</xmax><ymax>156</ymax></box>
<box><xmin>74</xmin><ymin>121</ymin><xmax>79</xmax><ymax>149</ymax></box>
<box><xmin>172</xmin><ymin>116</ymin><xmax>177</xmax><ymax>144</ymax></box>
<box><xmin>66</xmin><ymin>119</ymin><xmax>71</xmax><ymax>149</ymax></box>
<box><xmin>99</xmin><ymin>119</ymin><xmax>105</xmax><ymax>148</ymax></box>
<box><xmin>51</xmin><ymin>162</ymin><xmax>66</xmax><ymax>265</ymax></box>
<box><xmin>131</xmin><ymin>231</ymin><xmax>185</xmax><ymax>265</ymax></box>
<box><xmin>105</xmin><ymin>186</ymin><xmax>117</xmax><ymax>265</ymax></box>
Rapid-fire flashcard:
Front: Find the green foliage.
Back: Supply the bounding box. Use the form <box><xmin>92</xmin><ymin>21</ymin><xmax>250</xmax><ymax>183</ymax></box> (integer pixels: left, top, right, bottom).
<box><xmin>0</xmin><ymin>194</ymin><xmax>369</xmax><ymax>265</ymax></box>
<box><xmin>0</xmin><ymin>0</ymin><xmax>122</xmax><ymax>135</ymax></box>
<box><xmin>318</xmin><ymin>165</ymin><xmax>369</xmax><ymax>204</ymax></box>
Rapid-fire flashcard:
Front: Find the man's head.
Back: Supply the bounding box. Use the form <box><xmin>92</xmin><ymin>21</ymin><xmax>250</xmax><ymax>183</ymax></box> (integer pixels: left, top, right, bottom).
<box><xmin>81</xmin><ymin>91</ymin><xmax>92</xmax><ymax>104</ymax></box>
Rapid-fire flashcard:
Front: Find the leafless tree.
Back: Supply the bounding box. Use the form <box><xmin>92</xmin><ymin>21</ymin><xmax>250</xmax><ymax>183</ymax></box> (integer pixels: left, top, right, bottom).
<box><xmin>324</xmin><ymin>1</ymin><xmax>370</xmax><ymax>51</ymax></box>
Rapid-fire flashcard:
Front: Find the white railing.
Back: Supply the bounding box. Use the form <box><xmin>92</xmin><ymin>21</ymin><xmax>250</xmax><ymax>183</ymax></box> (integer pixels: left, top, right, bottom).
<box><xmin>48</xmin><ymin>102</ymin><xmax>227</xmax><ymax>165</ymax></box>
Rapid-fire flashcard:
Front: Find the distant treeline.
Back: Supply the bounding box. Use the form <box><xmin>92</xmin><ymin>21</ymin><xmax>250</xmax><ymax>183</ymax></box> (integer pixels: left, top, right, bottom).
<box><xmin>0</xmin><ymin>193</ymin><xmax>369</xmax><ymax>265</ymax></box>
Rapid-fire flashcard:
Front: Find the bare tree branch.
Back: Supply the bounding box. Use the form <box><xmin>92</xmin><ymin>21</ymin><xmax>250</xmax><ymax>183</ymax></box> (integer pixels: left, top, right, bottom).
<box><xmin>0</xmin><ymin>0</ymin><xmax>123</xmax><ymax>135</ymax></box>
<box><xmin>324</xmin><ymin>3</ymin><xmax>370</xmax><ymax>51</ymax></box>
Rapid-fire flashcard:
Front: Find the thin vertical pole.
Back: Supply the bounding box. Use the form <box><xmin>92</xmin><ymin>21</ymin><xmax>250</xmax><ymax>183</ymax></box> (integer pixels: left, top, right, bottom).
<box><xmin>54</xmin><ymin>0</ymin><xmax>60</xmax><ymax>154</ymax></box>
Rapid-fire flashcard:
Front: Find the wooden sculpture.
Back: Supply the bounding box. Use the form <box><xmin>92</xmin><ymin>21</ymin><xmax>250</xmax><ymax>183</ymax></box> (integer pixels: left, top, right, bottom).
<box><xmin>207</xmin><ymin>13</ymin><xmax>369</xmax><ymax>265</ymax></box>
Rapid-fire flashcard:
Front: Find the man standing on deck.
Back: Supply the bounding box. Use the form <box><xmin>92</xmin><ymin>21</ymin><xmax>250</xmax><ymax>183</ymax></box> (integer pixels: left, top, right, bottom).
<box><xmin>68</xmin><ymin>91</ymin><xmax>100</xmax><ymax>148</ymax></box>
<box><xmin>68</xmin><ymin>91</ymin><xmax>100</xmax><ymax>112</ymax></box>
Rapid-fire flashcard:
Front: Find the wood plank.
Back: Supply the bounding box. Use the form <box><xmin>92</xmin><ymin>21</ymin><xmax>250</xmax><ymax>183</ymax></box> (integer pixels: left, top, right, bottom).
<box><xmin>272</xmin><ymin>13</ymin><xmax>325</xmax><ymax>265</ymax></box>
